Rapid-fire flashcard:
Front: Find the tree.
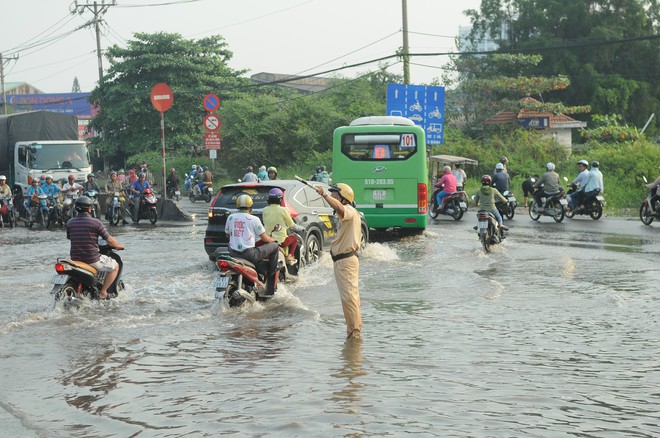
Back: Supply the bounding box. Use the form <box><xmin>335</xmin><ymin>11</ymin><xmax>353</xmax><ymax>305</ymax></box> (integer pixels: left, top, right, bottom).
<box><xmin>465</xmin><ymin>0</ymin><xmax>660</xmax><ymax>134</ymax></box>
<box><xmin>88</xmin><ymin>32</ymin><xmax>248</xmax><ymax>166</ymax></box>
<box><xmin>71</xmin><ymin>77</ymin><xmax>81</xmax><ymax>93</ymax></box>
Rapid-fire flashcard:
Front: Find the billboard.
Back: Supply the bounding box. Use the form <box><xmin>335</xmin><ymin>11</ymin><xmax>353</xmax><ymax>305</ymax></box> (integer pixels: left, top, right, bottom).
<box><xmin>5</xmin><ymin>93</ymin><xmax>95</xmax><ymax>118</ymax></box>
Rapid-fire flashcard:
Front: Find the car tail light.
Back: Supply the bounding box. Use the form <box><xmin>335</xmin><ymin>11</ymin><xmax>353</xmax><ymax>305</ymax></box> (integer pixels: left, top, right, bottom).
<box><xmin>418</xmin><ymin>183</ymin><xmax>428</xmax><ymax>214</ymax></box>
<box><xmin>55</xmin><ymin>263</ymin><xmax>65</xmax><ymax>273</ymax></box>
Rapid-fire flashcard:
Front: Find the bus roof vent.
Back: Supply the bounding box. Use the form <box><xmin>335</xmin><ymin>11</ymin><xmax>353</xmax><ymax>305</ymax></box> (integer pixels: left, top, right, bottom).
<box><xmin>350</xmin><ymin>116</ymin><xmax>416</xmax><ymax>127</ymax></box>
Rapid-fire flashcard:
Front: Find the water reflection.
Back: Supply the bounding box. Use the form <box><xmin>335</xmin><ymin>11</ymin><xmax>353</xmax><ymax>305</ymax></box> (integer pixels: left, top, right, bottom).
<box><xmin>330</xmin><ymin>338</ymin><xmax>367</xmax><ymax>410</ymax></box>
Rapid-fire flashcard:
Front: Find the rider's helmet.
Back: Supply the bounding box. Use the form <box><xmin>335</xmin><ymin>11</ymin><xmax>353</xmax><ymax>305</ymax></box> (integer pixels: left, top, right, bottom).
<box><xmin>443</xmin><ymin>165</ymin><xmax>451</xmax><ymax>173</ymax></box>
<box><xmin>0</xmin><ymin>175</ymin><xmax>6</xmax><ymax>181</ymax></box>
<box><xmin>247</xmin><ymin>166</ymin><xmax>253</xmax><ymax>172</ymax></box>
<box><xmin>74</xmin><ymin>196</ymin><xmax>93</xmax><ymax>212</ymax></box>
<box><xmin>268</xmin><ymin>188</ymin><xmax>284</xmax><ymax>204</ymax></box>
<box><xmin>329</xmin><ymin>183</ymin><xmax>354</xmax><ymax>204</ymax></box>
<box><xmin>87</xmin><ymin>173</ymin><xmax>94</xmax><ymax>179</ymax></box>
<box><xmin>481</xmin><ymin>175</ymin><xmax>492</xmax><ymax>185</ymax></box>
<box><xmin>315</xmin><ymin>166</ymin><xmax>322</xmax><ymax>173</ymax></box>
<box><xmin>203</xmin><ymin>166</ymin><xmax>208</xmax><ymax>171</ymax></box>
<box><xmin>169</xmin><ymin>168</ymin><xmax>175</xmax><ymax>173</ymax></box>
<box><xmin>45</xmin><ymin>174</ymin><xmax>53</xmax><ymax>181</ymax></box>
<box><xmin>119</xmin><ymin>169</ymin><xmax>125</xmax><ymax>174</ymax></box>
<box><xmin>68</xmin><ymin>174</ymin><xmax>75</xmax><ymax>181</ymax></box>
<box><xmin>499</xmin><ymin>156</ymin><xmax>508</xmax><ymax>164</ymax></box>
<box><xmin>577</xmin><ymin>159</ymin><xmax>589</xmax><ymax>167</ymax></box>
<box><xmin>110</xmin><ymin>171</ymin><xmax>117</xmax><ymax>176</ymax></box>
<box><xmin>143</xmin><ymin>188</ymin><xmax>152</xmax><ymax>195</ymax></box>
<box><xmin>546</xmin><ymin>162</ymin><xmax>555</xmax><ymax>171</ymax></box>
<box><xmin>236</xmin><ymin>194</ymin><xmax>253</xmax><ymax>209</ymax></box>
<box><xmin>259</xmin><ymin>165</ymin><xmax>266</xmax><ymax>172</ymax></box>
<box><xmin>495</xmin><ymin>163</ymin><xmax>504</xmax><ymax>170</ymax></box>
<box><xmin>267</xmin><ymin>166</ymin><xmax>278</xmax><ymax>175</ymax></box>
<box><xmin>320</xmin><ymin>165</ymin><xmax>326</xmax><ymax>172</ymax></box>
<box><xmin>40</xmin><ymin>174</ymin><xmax>46</xmax><ymax>180</ymax></box>
<box><xmin>591</xmin><ymin>161</ymin><xmax>600</xmax><ymax>168</ymax></box>
<box><xmin>192</xmin><ymin>164</ymin><xmax>197</xmax><ymax>170</ymax></box>
<box><xmin>139</xmin><ymin>172</ymin><xmax>146</xmax><ymax>179</ymax></box>
<box><xmin>30</xmin><ymin>178</ymin><xmax>39</xmax><ymax>185</ymax></box>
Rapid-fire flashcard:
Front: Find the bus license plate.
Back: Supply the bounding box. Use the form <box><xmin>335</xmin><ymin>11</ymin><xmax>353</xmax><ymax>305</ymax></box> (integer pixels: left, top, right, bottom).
<box><xmin>214</xmin><ymin>275</ymin><xmax>229</xmax><ymax>289</ymax></box>
<box><xmin>477</xmin><ymin>221</ymin><xmax>488</xmax><ymax>229</ymax></box>
<box><xmin>373</xmin><ymin>190</ymin><xmax>386</xmax><ymax>201</ymax></box>
<box><xmin>51</xmin><ymin>275</ymin><xmax>68</xmax><ymax>285</ymax></box>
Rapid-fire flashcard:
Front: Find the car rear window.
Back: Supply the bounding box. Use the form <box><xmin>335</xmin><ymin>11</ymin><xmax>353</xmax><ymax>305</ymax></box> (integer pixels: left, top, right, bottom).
<box><xmin>215</xmin><ymin>186</ymin><xmax>272</xmax><ymax>209</ymax></box>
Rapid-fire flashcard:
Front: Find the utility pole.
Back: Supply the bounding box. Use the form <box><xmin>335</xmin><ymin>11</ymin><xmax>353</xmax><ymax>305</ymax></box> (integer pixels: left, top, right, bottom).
<box><xmin>402</xmin><ymin>0</ymin><xmax>410</xmax><ymax>84</ymax></box>
<box><xmin>0</xmin><ymin>53</ymin><xmax>19</xmax><ymax>115</ymax></box>
<box><xmin>70</xmin><ymin>0</ymin><xmax>116</xmax><ymax>83</ymax></box>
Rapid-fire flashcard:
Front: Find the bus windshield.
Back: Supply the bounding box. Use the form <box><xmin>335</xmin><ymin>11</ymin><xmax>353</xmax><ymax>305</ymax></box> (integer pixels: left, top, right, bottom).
<box><xmin>341</xmin><ymin>133</ymin><xmax>418</xmax><ymax>161</ymax></box>
<box><xmin>28</xmin><ymin>143</ymin><xmax>90</xmax><ymax>170</ymax></box>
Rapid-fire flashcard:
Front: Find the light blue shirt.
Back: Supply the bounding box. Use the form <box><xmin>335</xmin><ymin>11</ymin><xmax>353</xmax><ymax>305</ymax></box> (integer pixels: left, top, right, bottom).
<box><xmin>582</xmin><ymin>168</ymin><xmax>603</xmax><ymax>193</ymax></box>
<box><xmin>572</xmin><ymin>169</ymin><xmax>589</xmax><ymax>187</ymax></box>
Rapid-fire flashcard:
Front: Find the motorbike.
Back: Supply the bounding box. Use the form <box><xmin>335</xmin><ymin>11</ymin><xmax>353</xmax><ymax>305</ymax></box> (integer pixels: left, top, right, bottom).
<box><xmin>27</xmin><ymin>193</ymin><xmax>49</xmax><ymax>228</ymax></box>
<box><xmin>45</xmin><ymin>195</ymin><xmax>63</xmax><ymax>228</ymax></box>
<box><xmin>476</xmin><ymin>210</ymin><xmax>505</xmax><ymax>253</ymax></box>
<box><xmin>50</xmin><ymin>244</ymin><xmax>124</xmax><ymax>308</ymax></box>
<box><xmin>639</xmin><ymin>187</ymin><xmax>660</xmax><ymax>226</ymax></box>
<box><xmin>106</xmin><ymin>190</ymin><xmax>127</xmax><ymax>226</ymax></box>
<box><xmin>84</xmin><ymin>190</ymin><xmax>100</xmax><ymax>218</ymax></box>
<box><xmin>188</xmin><ymin>183</ymin><xmax>213</xmax><ymax>203</ymax></box>
<box><xmin>564</xmin><ymin>183</ymin><xmax>604</xmax><ymax>220</ymax></box>
<box><xmin>213</xmin><ymin>232</ymin><xmax>303</xmax><ymax>308</ymax></box>
<box><xmin>0</xmin><ymin>194</ymin><xmax>16</xmax><ymax>228</ymax></box>
<box><xmin>129</xmin><ymin>189</ymin><xmax>158</xmax><ymax>224</ymax></box>
<box><xmin>495</xmin><ymin>190</ymin><xmax>517</xmax><ymax>220</ymax></box>
<box><xmin>528</xmin><ymin>190</ymin><xmax>568</xmax><ymax>223</ymax></box>
<box><xmin>167</xmin><ymin>184</ymin><xmax>181</xmax><ymax>201</ymax></box>
<box><xmin>60</xmin><ymin>196</ymin><xmax>78</xmax><ymax>224</ymax></box>
<box><xmin>428</xmin><ymin>187</ymin><xmax>468</xmax><ymax>221</ymax></box>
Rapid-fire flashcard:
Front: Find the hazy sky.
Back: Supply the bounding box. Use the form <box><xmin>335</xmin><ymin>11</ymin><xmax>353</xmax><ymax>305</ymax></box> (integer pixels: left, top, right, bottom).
<box><xmin>2</xmin><ymin>0</ymin><xmax>482</xmax><ymax>93</ymax></box>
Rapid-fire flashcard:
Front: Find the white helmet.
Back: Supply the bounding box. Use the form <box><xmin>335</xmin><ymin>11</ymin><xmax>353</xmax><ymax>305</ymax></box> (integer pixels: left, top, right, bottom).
<box><xmin>546</xmin><ymin>162</ymin><xmax>555</xmax><ymax>171</ymax></box>
<box><xmin>192</xmin><ymin>164</ymin><xmax>197</xmax><ymax>169</ymax></box>
<box><xmin>577</xmin><ymin>159</ymin><xmax>588</xmax><ymax>166</ymax></box>
<box><xmin>0</xmin><ymin>175</ymin><xmax>6</xmax><ymax>181</ymax></box>
<box><xmin>495</xmin><ymin>163</ymin><xmax>504</xmax><ymax>170</ymax></box>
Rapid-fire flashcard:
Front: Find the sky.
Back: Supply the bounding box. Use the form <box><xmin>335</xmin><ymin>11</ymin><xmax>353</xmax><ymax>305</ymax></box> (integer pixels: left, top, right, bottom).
<box><xmin>1</xmin><ymin>0</ymin><xmax>482</xmax><ymax>94</ymax></box>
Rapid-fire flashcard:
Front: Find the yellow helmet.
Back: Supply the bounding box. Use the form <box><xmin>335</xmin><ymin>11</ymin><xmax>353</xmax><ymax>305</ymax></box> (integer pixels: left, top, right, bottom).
<box><xmin>236</xmin><ymin>194</ymin><xmax>253</xmax><ymax>209</ymax></box>
<box><xmin>329</xmin><ymin>183</ymin><xmax>354</xmax><ymax>204</ymax></box>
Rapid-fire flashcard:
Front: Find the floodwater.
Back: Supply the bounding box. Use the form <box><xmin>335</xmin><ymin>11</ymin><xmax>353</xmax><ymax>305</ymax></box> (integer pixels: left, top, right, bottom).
<box><xmin>1</xmin><ymin>203</ymin><xmax>659</xmax><ymax>437</ymax></box>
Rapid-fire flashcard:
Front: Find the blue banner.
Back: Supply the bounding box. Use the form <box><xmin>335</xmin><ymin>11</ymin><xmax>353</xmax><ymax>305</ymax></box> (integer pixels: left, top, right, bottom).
<box><xmin>5</xmin><ymin>93</ymin><xmax>94</xmax><ymax>117</ymax></box>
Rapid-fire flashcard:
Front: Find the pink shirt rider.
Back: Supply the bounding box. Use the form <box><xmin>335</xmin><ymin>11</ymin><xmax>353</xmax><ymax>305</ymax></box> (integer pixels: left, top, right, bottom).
<box><xmin>435</xmin><ymin>173</ymin><xmax>457</xmax><ymax>194</ymax></box>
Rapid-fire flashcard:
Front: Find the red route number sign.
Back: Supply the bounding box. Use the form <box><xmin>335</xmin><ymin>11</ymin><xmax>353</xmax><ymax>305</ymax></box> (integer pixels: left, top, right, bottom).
<box><xmin>150</xmin><ymin>83</ymin><xmax>173</xmax><ymax>112</ymax></box>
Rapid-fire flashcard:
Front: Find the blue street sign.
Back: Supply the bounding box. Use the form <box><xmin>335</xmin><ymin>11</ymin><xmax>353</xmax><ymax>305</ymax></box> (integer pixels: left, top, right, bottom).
<box><xmin>386</xmin><ymin>84</ymin><xmax>445</xmax><ymax>145</ymax></box>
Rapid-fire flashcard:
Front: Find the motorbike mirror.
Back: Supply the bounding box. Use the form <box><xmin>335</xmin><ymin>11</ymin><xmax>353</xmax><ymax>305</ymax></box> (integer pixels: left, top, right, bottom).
<box><xmin>237</xmin><ymin>179</ymin><xmax>242</xmax><ymax>182</ymax></box>
<box><xmin>530</xmin><ymin>178</ymin><xmax>536</xmax><ymax>183</ymax></box>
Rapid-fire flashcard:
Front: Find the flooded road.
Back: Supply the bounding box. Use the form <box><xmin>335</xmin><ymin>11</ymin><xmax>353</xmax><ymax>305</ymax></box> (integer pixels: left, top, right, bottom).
<box><xmin>1</xmin><ymin>202</ymin><xmax>658</xmax><ymax>437</ymax></box>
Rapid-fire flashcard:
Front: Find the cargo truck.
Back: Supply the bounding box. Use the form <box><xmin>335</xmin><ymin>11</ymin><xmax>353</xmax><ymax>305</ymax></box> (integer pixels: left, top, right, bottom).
<box><xmin>0</xmin><ymin>111</ymin><xmax>91</xmax><ymax>195</ymax></box>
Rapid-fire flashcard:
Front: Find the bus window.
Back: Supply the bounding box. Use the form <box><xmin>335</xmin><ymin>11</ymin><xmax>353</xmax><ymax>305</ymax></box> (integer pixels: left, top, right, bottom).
<box><xmin>341</xmin><ymin>133</ymin><xmax>417</xmax><ymax>161</ymax></box>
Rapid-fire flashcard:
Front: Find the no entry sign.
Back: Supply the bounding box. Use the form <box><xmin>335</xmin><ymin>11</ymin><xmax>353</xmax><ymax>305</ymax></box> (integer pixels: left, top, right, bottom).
<box><xmin>150</xmin><ymin>83</ymin><xmax>173</xmax><ymax>112</ymax></box>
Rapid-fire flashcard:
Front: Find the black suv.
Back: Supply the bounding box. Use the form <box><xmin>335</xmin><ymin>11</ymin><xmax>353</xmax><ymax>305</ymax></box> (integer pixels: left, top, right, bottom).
<box><xmin>204</xmin><ymin>180</ymin><xmax>369</xmax><ymax>262</ymax></box>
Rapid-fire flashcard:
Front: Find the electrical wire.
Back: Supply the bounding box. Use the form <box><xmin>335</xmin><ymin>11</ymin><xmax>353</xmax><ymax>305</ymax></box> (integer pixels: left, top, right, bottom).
<box><xmin>2</xmin><ymin>13</ymin><xmax>76</xmax><ymax>54</ymax></box>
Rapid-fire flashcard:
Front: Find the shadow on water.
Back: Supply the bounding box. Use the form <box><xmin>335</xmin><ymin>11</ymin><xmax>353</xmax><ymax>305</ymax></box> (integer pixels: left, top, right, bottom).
<box><xmin>515</xmin><ymin>231</ymin><xmax>657</xmax><ymax>254</ymax></box>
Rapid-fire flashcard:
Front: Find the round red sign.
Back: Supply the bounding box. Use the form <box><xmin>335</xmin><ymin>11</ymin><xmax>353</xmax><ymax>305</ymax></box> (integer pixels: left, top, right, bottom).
<box><xmin>150</xmin><ymin>83</ymin><xmax>173</xmax><ymax>112</ymax></box>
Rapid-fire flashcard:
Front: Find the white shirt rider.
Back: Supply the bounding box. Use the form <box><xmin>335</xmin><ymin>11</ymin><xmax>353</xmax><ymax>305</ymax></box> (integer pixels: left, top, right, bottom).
<box><xmin>225</xmin><ymin>211</ymin><xmax>266</xmax><ymax>252</ymax></box>
<box><xmin>62</xmin><ymin>181</ymin><xmax>84</xmax><ymax>198</ymax></box>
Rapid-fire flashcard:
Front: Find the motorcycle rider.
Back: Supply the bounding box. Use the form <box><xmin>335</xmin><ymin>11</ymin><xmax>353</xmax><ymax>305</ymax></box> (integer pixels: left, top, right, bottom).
<box><xmin>61</xmin><ymin>174</ymin><xmax>84</xmax><ymax>218</ymax></box>
<box><xmin>262</xmin><ymin>188</ymin><xmax>298</xmax><ymax>264</ymax></box>
<box><xmin>129</xmin><ymin>172</ymin><xmax>151</xmax><ymax>221</ymax></box>
<box><xmin>532</xmin><ymin>163</ymin><xmax>562</xmax><ymax>211</ymax></box>
<box><xmin>452</xmin><ymin>163</ymin><xmax>467</xmax><ymax>191</ymax></box>
<box><xmin>82</xmin><ymin>173</ymin><xmax>101</xmax><ymax>216</ymax></box>
<box><xmin>0</xmin><ymin>175</ymin><xmax>11</xmax><ymax>197</ymax></box>
<box><xmin>267</xmin><ymin>166</ymin><xmax>278</xmax><ymax>181</ymax></box>
<box><xmin>166</xmin><ymin>168</ymin><xmax>179</xmax><ymax>198</ymax></box>
<box><xmin>242</xmin><ymin>166</ymin><xmax>259</xmax><ymax>182</ymax></box>
<box><xmin>185</xmin><ymin>164</ymin><xmax>197</xmax><ymax>192</ymax></box>
<box><xmin>496</xmin><ymin>156</ymin><xmax>509</xmax><ymax>173</ymax></box>
<box><xmin>645</xmin><ymin>174</ymin><xmax>660</xmax><ymax>212</ymax></box>
<box><xmin>574</xmin><ymin>161</ymin><xmax>604</xmax><ymax>211</ymax></box>
<box><xmin>66</xmin><ymin>196</ymin><xmax>125</xmax><ymax>300</ymax></box>
<box><xmin>315</xmin><ymin>166</ymin><xmax>330</xmax><ymax>184</ymax></box>
<box><xmin>26</xmin><ymin>177</ymin><xmax>48</xmax><ymax>215</ymax></box>
<box><xmin>257</xmin><ymin>165</ymin><xmax>269</xmax><ymax>181</ymax></box>
<box><xmin>522</xmin><ymin>174</ymin><xmax>540</xmax><ymax>207</ymax></box>
<box><xmin>491</xmin><ymin>163</ymin><xmax>510</xmax><ymax>193</ymax></box>
<box><xmin>225</xmin><ymin>194</ymin><xmax>279</xmax><ymax>296</ymax></box>
<box><xmin>42</xmin><ymin>175</ymin><xmax>61</xmax><ymax>222</ymax></box>
<box><xmin>105</xmin><ymin>171</ymin><xmax>128</xmax><ymax>225</ymax></box>
<box><xmin>567</xmin><ymin>160</ymin><xmax>590</xmax><ymax>210</ymax></box>
<box><xmin>314</xmin><ymin>183</ymin><xmax>363</xmax><ymax>340</ymax></box>
<box><xmin>434</xmin><ymin>166</ymin><xmax>457</xmax><ymax>210</ymax></box>
<box><xmin>474</xmin><ymin>175</ymin><xmax>508</xmax><ymax>230</ymax></box>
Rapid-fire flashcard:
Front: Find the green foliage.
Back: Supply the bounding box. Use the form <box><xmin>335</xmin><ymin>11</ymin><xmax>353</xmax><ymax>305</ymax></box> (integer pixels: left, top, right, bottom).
<box><xmin>580</xmin><ymin>114</ymin><xmax>643</xmax><ymax>143</ymax></box>
<box><xmin>89</xmin><ymin>32</ymin><xmax>248</xmax><ymax>165</ymax></box>
<box><xmin>465</xmin><ymin>0</ymin><xmax>660</xmax><ymax>136</ymax></box>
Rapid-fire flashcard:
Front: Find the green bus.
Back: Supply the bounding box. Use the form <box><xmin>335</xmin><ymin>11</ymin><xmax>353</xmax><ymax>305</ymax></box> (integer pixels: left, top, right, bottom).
<box><xmin>332</xmin><ymin>116</ymin><xmax>428</xmax><ymax>232</ymax></box>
